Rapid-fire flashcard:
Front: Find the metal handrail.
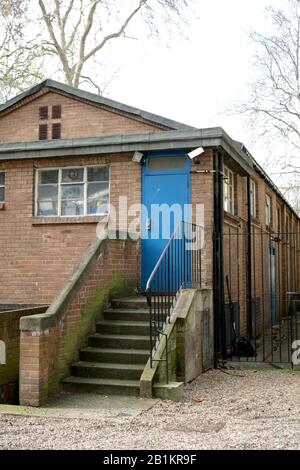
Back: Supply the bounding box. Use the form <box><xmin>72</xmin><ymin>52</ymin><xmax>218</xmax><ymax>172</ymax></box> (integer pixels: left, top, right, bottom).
<box><xmin>145</xmin><ymin>221</ymin><xmax>182</xmax><ymax>297</ymax></box>
<box><xmin>145</xmin><ymin>221</ymin><xmax>203</xmax><ymax>379</ymax></box>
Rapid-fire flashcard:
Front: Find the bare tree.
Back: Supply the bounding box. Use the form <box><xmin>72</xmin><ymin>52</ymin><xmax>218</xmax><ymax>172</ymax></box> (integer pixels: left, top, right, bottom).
<box><xmin>244</xmin><ymin>0</ymin><xmax>300</xmax><ymax>148</ymax></box>
<box><xmin>231</xmin><ymin>0</ymin><xmax>300</xmax><ymax>211</ymax></box>
<box><xmin>0</xmin><ymin>1</ymin><xmax>44</xmax><ymax>100</ymax></box>
<box><xmin>36</xmin><ymin>0</ymin><xmax>190</xmax><ymax>90</ymax></box>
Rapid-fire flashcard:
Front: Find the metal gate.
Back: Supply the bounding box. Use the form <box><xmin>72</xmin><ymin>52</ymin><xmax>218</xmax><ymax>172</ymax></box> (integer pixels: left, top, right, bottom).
<box><xmin>217</xmin><ymin>224</ymin><xmax>300</xmax><ymax>366</ymax></box>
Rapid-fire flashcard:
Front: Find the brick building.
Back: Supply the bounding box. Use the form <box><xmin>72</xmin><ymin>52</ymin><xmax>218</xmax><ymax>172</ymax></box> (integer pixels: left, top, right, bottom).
<box><xmin>0</xmin><ymin>80</ymin><xmax>299</xmax><ymax>405</ymax></box>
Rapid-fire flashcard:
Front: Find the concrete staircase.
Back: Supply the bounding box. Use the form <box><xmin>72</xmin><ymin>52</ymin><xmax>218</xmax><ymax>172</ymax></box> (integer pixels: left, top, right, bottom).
<box><xmin>62</xmin><ymin>297</ymin><xmax>150</xmax><ymax>396</ymax></box>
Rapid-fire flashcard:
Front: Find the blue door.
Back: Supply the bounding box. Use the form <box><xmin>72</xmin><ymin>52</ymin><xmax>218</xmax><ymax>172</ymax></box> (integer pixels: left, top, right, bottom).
<box><xmin>141</xmin><ymin>151</ymin><xmax>191</xmax><ymax>290</ymax></box>
<box><xmin>270</xmin><ymin>244</ymin><xmax>277</xmax><ymax>325</ymax></box>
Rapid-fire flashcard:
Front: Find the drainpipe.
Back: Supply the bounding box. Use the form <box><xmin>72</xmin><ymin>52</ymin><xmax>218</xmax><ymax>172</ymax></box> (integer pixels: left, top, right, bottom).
<box><xmin>246</xmin><ymin>176</ymin><xmax>253</xmax><ymax>339</ymax></box>
<box><xmin>213</xmin><ymin>149</ymin><xmax>226</xmax><ymax>362</ymax></box>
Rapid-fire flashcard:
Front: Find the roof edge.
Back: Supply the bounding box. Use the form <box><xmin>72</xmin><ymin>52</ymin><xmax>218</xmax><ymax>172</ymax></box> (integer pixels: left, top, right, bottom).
<box><xmin>0</xmin><ymin>127</ymin><xmax>253</xmax><ymax>174</ymax></box>
<box><xmin>233</xmin><ymin>140</ymin><xmax>299</xmax><ymax>220</ymax></box>
<box><xmin>0</xmin><ymin>79</ymin><xmax>196</xmax><ymax>131</ymax></box>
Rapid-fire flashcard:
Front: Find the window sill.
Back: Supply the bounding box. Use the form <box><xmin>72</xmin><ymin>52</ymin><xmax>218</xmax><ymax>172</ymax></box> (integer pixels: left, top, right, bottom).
<box><xmin>251</xmin><ymin>216</ymin><xmax>260</xmax><ymax>225</ymax></box>
<box><xmin>0</xmin><ymin>202</ymin><xmax>5</xmax><ymax>211</ymax></box>
<box><xmin>32</xmin><ymin>215</ymin><xmax>108</xmax><ymax>225</ymax></box>
<box><xmin>224</xmin><ymin>211</ymin><xmax>241</xmax><ymax>223</ymax></box>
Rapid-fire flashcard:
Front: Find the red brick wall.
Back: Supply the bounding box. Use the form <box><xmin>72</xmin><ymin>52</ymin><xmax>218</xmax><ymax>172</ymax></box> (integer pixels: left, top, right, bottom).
<box><xmin>191</xmin><ymin>150</ymin><xmax>214</xmax><ymax>287</ymax></box>
<box><xmin>223</xmin><ymin>163</ymin><xmax>300</xmax><ymax>337</ymax></box>
<box><xmin>0</xmin><ymin>149</ymin><xmax>215</xmax><ymax>306</ymax></box>
<box><xmin>19</xmin><ymin>238</ymin><xmax>137</xmax><ymax>406</ymax></box>
<box><xmin>0</xmin><ymin>89</ymin><xmax>166</xmax><ymax>143</ymax></box>
<box><xmin>0</xmin><ymin>306</ymin><xmax>47</xmax><ymax>404</ymax></box>
<box><xmin>0</xmin><ymin>153</ymin><xmax>141</xmax><ymax>305</ymax></box>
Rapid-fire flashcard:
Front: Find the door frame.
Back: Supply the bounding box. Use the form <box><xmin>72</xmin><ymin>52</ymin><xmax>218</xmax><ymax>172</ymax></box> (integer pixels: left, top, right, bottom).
<box><xmin>269</xmin><ymin>242</ymin><xmax>277</xmax><ymax>326</ymax></box>
<box><xmin>141</xmin><ymin>150</ymin><xmax>192</xmax><ymax>290</ymax></box>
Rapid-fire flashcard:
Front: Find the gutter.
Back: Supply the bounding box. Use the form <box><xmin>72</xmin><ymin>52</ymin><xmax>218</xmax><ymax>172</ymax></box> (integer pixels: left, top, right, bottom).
<box><xmin>213</xmin><ymin>149</ymin><xmax>226</xmax><ymax>361</ymax></box>
<box><xmin>246</xmin><ymin>176</ymin><xmax>253</xmax><ymax>339</ymax></box>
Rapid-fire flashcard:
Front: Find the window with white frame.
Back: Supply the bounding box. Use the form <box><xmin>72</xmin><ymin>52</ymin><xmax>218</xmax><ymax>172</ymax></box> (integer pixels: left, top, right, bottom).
<box><xmin>224</xmin><ymin>166</ymin><xmax>235</xmax><ymax>214</ymax></box>
<box><xmin>265</xmin><ymin>194</ymin><xmax>272</xmax><ymax>227</ymax></box>
<box><xmin>0</xmin><ymin>172</ymin><xmax>5</xmax><ymax>203</ymax></box>
<box><xmin>250</xmin><ymin>179</ymin><xmax>257</xmax><ymax>218</ymax></box>
<box><xmin>36</xmin><ymin>166</ymin><xmax>109</xmax><ymax>217</ymax></box>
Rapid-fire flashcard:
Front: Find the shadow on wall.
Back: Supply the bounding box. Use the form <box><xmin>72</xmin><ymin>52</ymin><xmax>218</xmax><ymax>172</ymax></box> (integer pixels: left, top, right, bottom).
<box><xmin>0</xmin><ymin>305</ymin><xmax>48</xmax><ymax>404</ymax></box>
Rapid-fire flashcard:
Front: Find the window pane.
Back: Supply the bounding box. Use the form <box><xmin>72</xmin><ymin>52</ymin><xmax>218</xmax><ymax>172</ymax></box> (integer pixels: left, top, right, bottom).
<box><xmin>0</xmin><ymin>172</ymin><xmax>5</xmax><ymax>186</ymax></box>
<box><xmin>148</xmin><ymin>157</ymin><xmax>185</xmax><ymax>171</ymax></box>
<box><xmin>61</xmin><ymin>184</ymin><xmax>84</xmax><ymax>200</ymax></box>
<box><xmin>37</xmin><ymin>200</ymin><xmax>58</xmax><ymax>216</ymax></box>
<box><xmin>87</xmin><ymin>182</ymin><xmax>109</xmax><ymax>214</ymax></box>
<box><xmin>87</xmin><ymin>166</ymin><xmax>109</xmax><ymax>182</ymax></box>
<box><xmin>0</xmin><ymin>187</ymin><xmax>4</xmax><ymax>202</ymax></box>
<box><xmin>38</xmin><ymin>185</ymin><xmax>58</xmax><ymax>201</ymax></box>
<box><xmin>87</xmin><ymin>182</ymin><xmax>109</xmax><ymax>199</ymax></box>
<box><xmin>62</xmin><ymin>168</ymin><xmax>84</xmax><ymax>183</ymax></box>
<box><xmin>39</xmin><ymin>170</ymin><xmax>58</xmax><ymax>184</ymax></box>
<box><xmin>61</xmin><ymin>200</ymin><xmax>84</xmax><ymax>216</ymax></box>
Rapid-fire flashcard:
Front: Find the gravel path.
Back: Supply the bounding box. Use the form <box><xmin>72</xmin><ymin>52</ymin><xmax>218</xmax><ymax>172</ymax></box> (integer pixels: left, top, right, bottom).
<box><xmin>1</xmin><ymin>369</ymin><xmax>300</xmax><ymax>450</ymax></box>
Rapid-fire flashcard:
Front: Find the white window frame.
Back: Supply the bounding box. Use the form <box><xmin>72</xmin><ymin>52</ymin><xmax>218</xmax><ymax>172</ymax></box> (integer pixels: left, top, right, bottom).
<box><xmin>35</xmin><ymin>165</ymin><xmax>110</xmax><ymax>217</ymax></box>
<box><xmin>223</xmin><ymin>166</ymin><xmax>235</xmax><ymax>215</ymax></box>
<box><xmin>0</xmin><ymin>171</ymin><xmax>5</xmax><ymax>203</ymax></box>
<box><xmin>265</xmin><ymin>194</ymin><xmax>272</xmax><ymax>227</ymax></box>
<box><xmin>250</xmin><ymin>179</ymin><xmax>257</xmax><ymax>218</ymax></box>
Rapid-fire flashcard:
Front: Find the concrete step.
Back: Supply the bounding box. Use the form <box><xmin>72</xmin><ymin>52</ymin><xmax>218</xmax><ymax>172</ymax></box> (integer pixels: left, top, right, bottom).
<box><xmin>71</xmin><ymin>361</ymin><xmax>144</xmax><ymax>380</ymax></box>
<box><xmin>62</xmin><ymin>376</ymin><xmax>140</xmax><ymax>396</ymax></box>
<box><xmin>110</xmin><ymin>297</ymin><xmax>148</xmax><ymax>310</ymax></box>
<box><xmin>103</xmin><ymin>308</ymin><xmax>149</xmax><ymax>322</ymax></box>
<box><xmin>88</xmin><ymin>333</ymin><xmax>150</xmax><ymax>350</ymax></box>
<box><xmin>80</xmin><ymin>347</ymin><xmax>149</xmax><ymax>364</ymax></box>
<box><xmin>96</xmin><ymin>320</ymin><xmax>149</xmax><ymax>336</ymax></box>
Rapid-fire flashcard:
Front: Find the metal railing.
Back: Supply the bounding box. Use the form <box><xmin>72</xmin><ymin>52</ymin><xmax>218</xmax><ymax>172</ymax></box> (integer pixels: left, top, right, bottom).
<box><xmin>145</xmin><ymin>221</ymin><xmax>204</xmax><ymax>375</ymax></box>
<box><xmin>222</xmin><ymin>225</ymin><xmax>300</xmax><ymax>366</ymax></box>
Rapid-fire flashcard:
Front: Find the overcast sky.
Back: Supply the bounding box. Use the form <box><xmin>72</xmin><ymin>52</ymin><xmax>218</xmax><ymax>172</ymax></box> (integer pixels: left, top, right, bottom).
<box><xmin>92</xmin><ymin>0</ymin><xmax>287</xmax><ymax>169</ymax></box>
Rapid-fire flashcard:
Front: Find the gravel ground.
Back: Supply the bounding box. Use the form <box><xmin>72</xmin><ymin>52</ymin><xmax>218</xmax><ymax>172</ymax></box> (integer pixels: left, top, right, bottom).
<box><xmin>1</xmin><ymin>368</ymin><xmax>300</xmax><ymax>450</ymax></box>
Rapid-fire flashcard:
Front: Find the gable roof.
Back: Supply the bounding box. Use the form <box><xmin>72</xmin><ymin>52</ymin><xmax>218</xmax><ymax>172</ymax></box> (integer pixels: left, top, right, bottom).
<box><xmin>0</xmin><ymin>79</ymin><xmax>196</xmax><ymax>131</ymax></box>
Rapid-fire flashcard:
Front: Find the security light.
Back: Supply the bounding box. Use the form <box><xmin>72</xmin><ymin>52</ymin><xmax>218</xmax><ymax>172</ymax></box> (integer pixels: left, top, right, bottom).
<box><xmin>132</xmin><ymin>151</ymin><xmax>144</xmax><ymax>163</ymax></box>
<box><xmin>187</xmin><ymin>147</ymin><xmax>205</xmax><ymax>160</ymax></box>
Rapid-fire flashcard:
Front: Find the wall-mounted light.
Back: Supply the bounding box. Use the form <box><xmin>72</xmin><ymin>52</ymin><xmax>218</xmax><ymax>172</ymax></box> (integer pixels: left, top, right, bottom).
<box><xmin>187</xmin><ymin>147</ymin><xmax>205</xmax><ymax>160</ymax></box>
<box><xmin>132</xmin><ymin>151</ymin><xmax>144</xmax><ymax>163</ymax></box>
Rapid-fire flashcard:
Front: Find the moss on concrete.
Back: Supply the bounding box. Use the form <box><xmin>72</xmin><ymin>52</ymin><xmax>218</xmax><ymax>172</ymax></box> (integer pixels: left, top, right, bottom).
<box><xmin>154</xmin><ymin>325</ymin><xmax>178</xmax><ymax>385</ymax></box>
<box><xmin>54</xmin><ymin>272</ymin><xmax>134</xmax><ymax>394</ymax></box>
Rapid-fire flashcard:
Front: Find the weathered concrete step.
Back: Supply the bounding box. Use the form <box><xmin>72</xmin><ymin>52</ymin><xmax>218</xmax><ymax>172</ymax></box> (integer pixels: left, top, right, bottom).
<box><xmin>80</xmin><ymin>347</ymin><xmax>149</xmax><ymax>364</ymax></box>
<box><xmin>80</xmin><ymin>345</ymin><xmax>150</xmax><ymax>364</ymax></box>
<box><xmin>111</xmin><ymin>297</ymin><xmax>148</xmax><ymax>310</ymax></box>
<box><xmin>103</xmin><ymin>308</ymin><xmax>149</xmax><ymax>322</ymax></box>
<box><xmin>62</xmin><ymin>376</ymin><xmax>140</xmax><ymax>396</ymax></box>
<box><xmin>96</xmin><ymin>320</ymin><xmax>149</xmax><ymax>336</ymax></box>
<box><xmin>71</xmin><ymin>361</ymin><xmax>144</xmax><ymax>380</ymax></box>
<box><xmin>88</xmin><ymin>333</ymin><xmax>150</xmax><ymax>350</ymax></box>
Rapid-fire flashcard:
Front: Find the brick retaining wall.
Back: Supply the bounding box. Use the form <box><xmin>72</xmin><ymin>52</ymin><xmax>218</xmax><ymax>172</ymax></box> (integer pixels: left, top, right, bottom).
<box><xmin>19</xmin><ymin>236</ymin><xmax>138</xmax><ymax>406</ymax></box>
